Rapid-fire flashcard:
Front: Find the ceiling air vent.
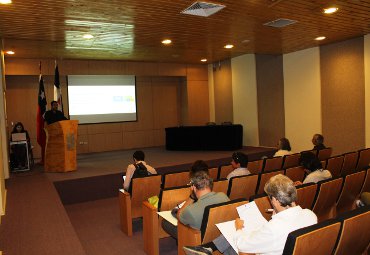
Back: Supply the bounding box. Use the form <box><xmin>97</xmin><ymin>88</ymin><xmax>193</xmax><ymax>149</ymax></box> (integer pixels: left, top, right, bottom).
<box><xmin>263</xmin><ymin>18</ymin><xmax>297</xmax><ymax>28</ymax></box>
<box><xmin>181</xmin><ymin>2</ymin><xmax>225</xmax><ymax>17</ymax></box>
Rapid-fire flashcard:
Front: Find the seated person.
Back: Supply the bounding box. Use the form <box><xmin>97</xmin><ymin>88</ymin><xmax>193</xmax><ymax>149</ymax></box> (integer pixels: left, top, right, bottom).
<box><xmin>44</xmin><ymin>101</ymin><xmax>67</xmax><ymax>125</ymax></box>
<box><xmin>295</xmin><ymin>152</ymin><xmax>332</xmax><ymax>185</ymax></box>
<box><xmin>162</xmin><ymin>171</ymin><xmax>229</xmax><ymax>239</ymax></box>
<box><xmin>10</xmin><ymin>122</ymin><xmax>30</xmax><ymax>170</ymax></box>
<box><xmin>189</xmin><ymin>160</ymin><xmax>209</xmax><ymax>178</ymax></box>
<box><xmin>183</xmin><ymin>174</ymin><xmax>317</xmax><ymax>255</ymax></box>
<box><xmin>273</xmin><ymin>137</ymin><xmax>293</xmax><ymax>157</ymax></box>
<box><xmin>357</xmin><ymin>192</ymin><xmax>370</xmax><ymax>207</ymax></box>
<box><xmin>123</xmin><ymin>150</ymin><xmax>157</xmax><ymax>192</ymax></box>
<box><xmin>226</xmin><ymin>152</ymin><xmax>250</xmax><ymax>180</ymax></box>
<box><xmin>312</xmin><ymin>133</ymin><xmax>326</xmax><ymax>150</ymax></box>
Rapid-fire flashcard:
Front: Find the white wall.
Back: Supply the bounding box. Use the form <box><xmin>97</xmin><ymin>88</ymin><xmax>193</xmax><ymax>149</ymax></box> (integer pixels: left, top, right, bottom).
<box><xmin>231</xmin><ymin>54</ymin><xmax>259</xmax><ymax>146</ymax></box>
<box><xmin>283</xmin><ymin>47</ymin><xmax>322</xmax><ymax>152</ymax></box>
<box><xmin>365</xmin><ymin>34</ymin><xmax>370</xmax><ymax>148</ymax></box>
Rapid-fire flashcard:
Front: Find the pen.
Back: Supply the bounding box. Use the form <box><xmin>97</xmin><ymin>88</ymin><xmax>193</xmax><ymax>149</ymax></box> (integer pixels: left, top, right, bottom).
<box><xmin>265</xmin><ymin>209</ymin><xmax>274</xmax><ymax>213</ymax></box>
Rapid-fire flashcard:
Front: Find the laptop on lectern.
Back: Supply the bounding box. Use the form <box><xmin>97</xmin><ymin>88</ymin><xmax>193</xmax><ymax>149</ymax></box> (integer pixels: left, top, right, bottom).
<box><xmin>11</xmin><ymin>132</ymin><xmax>27</xmax><ymax>142</ymax></box>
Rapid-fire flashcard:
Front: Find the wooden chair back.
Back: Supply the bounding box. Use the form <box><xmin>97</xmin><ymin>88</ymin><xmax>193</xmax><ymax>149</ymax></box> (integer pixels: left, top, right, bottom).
<box><xmin>282</xmin><ymin>153</ymin><xmax>300</xmax><ymax>169</ymax></box>
<box><xmin>341</xmin><ymin>151</ymin><xmax>358</xmax><ymax>175</ymax></box>
<box><xmin>321</xmin><ymin>160</ymin><xmax>327</xmax><ymax>169</ymax></box>
<box><xmin>158</xmin><ymin>186</ymin><xmax>190</xmax><ymax>211</ymax></box>
<box><xmin>227</xmin><ymin>174</ymin><xmax>258</xmax><ymax>200</ymax></box>
<box><xmin>219</xmin><ymin>164</ymin><xmax>234</xmax><ymax>179</ymax></box>
<box><xmin>326</xmin><ymin>155</ymin><xmax>344</xmax><ymax>178</ymax></box>
<box><xmin>336</xmin><ymin>170</ymin><xmax>366</xmax><ymax>215</ymax></box>
<box><xmin>317</xmin><ymin>147</ymin><xmax>333</xmax><ymax>161</ymax></box>
<box><xmin>213</xmin><ymin>179</ymin><xmax>229</xmax><ymax>194</ymax></box>
<box><xmin>256</xmin><ymin>170</ymin><xmax>284</xmax><ymax>194</ymax></box>
<box><xmin>283</xmin><ymin>219</ymin><xmax>341</xmax><ymax>255</ymax></box>
<box><xmin>247</xmin><ymin>159</ymin><xmax>264</xmax><ymax>174</ymax></box>
<box><xmin>208</xmin><ymin>167</ymin><xmax>219</xmax><ymax>180</ymax></box>
<box><xmin>360</xmin><ymin>168</ymin><xmax>370</xmax><ymax>193</ymax></box>
<box><xmin>263</xmin><ymin>157</ymin><xmax>283</xmax><ymax>172</ymax></box>
<box><xmin>162</xmin><ymin>171</ymin><xmax>189</xmax><ymax>189</ymax></box>
<box><xmin>334</xmin><ymin>206</ymin><xmax>370</xmax><ymax>255</ymax></box>
<box><xmin>295</xmin><ymin>183</ymin><xmax>318</xmax><ymax>209</ymax></box>
<box><xmin>312</xmin><ymin>178</ymin><xmax>343</xmax><ymax>222</ymax></box>
<box><xmin>285</xmin><ymin>166</ymin><xmax>306</xmax><ymax>182</ymax></box>
<box><xmin>356</xmin><ymin>148</ymin><xmax>370</xmax><ymax>171</ymax></box>
<box><xmin>249</xmin><ymin>194</ymin><xmax>272</xmax><ymax>221</ymax></box>
<box><xmin>119</xmin><ymin>174</ymin><xmax>162</xmax><ymax>236</ymax></box>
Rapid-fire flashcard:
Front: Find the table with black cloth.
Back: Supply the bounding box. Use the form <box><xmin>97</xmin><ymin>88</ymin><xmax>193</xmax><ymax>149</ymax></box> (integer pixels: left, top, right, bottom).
<box><xmin>165</xmin><ymin>124</ymin><xmax>243</xmax><ymax>151</ymax></box>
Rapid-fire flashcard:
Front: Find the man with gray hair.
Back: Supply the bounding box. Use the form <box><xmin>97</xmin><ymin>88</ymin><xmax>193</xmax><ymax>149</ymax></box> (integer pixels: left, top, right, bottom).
<box><xmin>184</xmin><ymin>174</ymin><xmax>317</xmax><ymax>255</ymax></box>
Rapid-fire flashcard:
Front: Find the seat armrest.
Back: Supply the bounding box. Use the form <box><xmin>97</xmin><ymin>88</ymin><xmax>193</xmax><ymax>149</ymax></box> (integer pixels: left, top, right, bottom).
<box><xmin>119</xmin><ymin>189</ymin><xmax>132</xmax><ymax>236</ymax></box>
<box><xmin>143</xmin><ymin>201</ymin><xmax>159</xmax><ymax>255</ymax></box>
<box><xmin>177</xmin><ymin>222</ymin><xmax>201</xmax><ymax>255</ymax></box>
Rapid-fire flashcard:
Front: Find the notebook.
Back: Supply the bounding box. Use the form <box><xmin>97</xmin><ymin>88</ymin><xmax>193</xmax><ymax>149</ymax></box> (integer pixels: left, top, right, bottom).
<box><xmin>11</xmin><ymin>132</ymin><xmax>27</xmax><ymax>142</ymax></box>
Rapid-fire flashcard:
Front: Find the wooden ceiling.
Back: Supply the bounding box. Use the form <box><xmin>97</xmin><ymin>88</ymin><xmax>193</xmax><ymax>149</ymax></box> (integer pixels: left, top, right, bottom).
<box><xmin>1</xmin><ymin>0</ymin><xmax>370</xmax><ymax>64</ymax></box>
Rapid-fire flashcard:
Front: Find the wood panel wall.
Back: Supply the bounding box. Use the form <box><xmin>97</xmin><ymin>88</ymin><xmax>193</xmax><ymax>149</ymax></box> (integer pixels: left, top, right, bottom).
<box><xmin>5</xmin><ymin>59</ymin><xmax>209</xmax><ymax>158</ymax></box>
<box><xmin>256</xmin><ymin>54</ymin><xmax>285</xmax><ymax>147</ymax></box>
<box><xmin>320</xmin><ymin>37</ymin><xmax>365</xmax><ymax>154</ymax></box>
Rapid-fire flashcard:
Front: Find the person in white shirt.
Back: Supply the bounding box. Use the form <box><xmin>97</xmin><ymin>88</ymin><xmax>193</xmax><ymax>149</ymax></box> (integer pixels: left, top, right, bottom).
<box><xmin>295</xmin><ymin>152</ymin><xmax>332</xmax><ymax>186</ymax></box>
<box><xmin>226</xmin><ymin>152</ymin><xmax>251</xmax><ymax>180</ymax></box>
<box><xmin>123</xmin><ymin>150</ymin><xmax>157</xmax><ymax>192</ymax></box>
<box><xmin>273</xmin><ymin>137</ymin><xmax>293</xmax><ymax>157</ymax></box>
<box><xmin>183</xmin><ymin>174</ymin><xmax>317</xmax><ymax>255</ymax></box>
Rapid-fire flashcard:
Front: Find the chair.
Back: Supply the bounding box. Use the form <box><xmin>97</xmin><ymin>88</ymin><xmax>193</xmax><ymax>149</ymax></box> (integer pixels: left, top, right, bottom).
<box><xmin>285</xmin><ymin>166</ymin><xmax>305</xmax><ymax>183</ymax></box>
<box><xmin>256</xmin><ymin>169</ymin><xmax>284</xmax><ymax>194</ymax></box>
<box><xmin>283</xmin><ymin>219</ymin><xmax>341</xmax><ymax>255</ymax></box>
<box><xmin>356</xmin><ymin>148</ymin><xmax>370</xmax><ymax>171</ymax></box>
<box><xmin>301</xmin><ymin>149</ymin><xmax>317</xmax><ymax>157</ymax></box>
<box><xmin>341</xmin><ymin>151</ymin><xmax>359</xmax><ymax>175</ymax></box>
<box><xmin>282</xmin><ymin>153</ymin><xmax>300</xmax><ymax>169</ymax></box>
<box><xmin>208</xmin><ymin>167</ymin><xmax>219</xmax><ymax>180</ymax></box>
<box><xmin>333</xmin><ymin>205</ymin><xmax>370</xmax><ymax>255</ymax></box>
<box><xmin>227</xmin><ymin>174</ymin><xmax>258</xmax><ymax>200</ymax></box>
<box><xmin>295</xmin><ymin>183</ymin><xmax>318</xmax><ymax>209</ymax></box>
<box><xmin>213</xmin><ymin>179</ymin><xmax>229</xmax><ymax>194</ymax></box>
<box><xmin>317</xmin><ymin>147</ymin><xmax>333</xmax><ymax>161</ymax></box>
<box><xmin>321</xmin><ymin>160</ymin><xmax>327</xmax><ymax>169</ymax></box>
<box><xmin>162</xmin><ymin>171</ymin><xmax>189</xmax><ymax>189</ymax></box>
<box><xmin>312</xmin><ymin>177</ymin><xmax>343</xmax><ymax>222</ymax></box>
<box><xmin>326</xmin><ymin>155</ymin><xmax>344</xmax><ymax>178</ymax></box>
<box><xmin>263</xmin><ymin>156</ymin><xmax>284</xmax><ymax>172</ymax></box>
<box><xmin>119</xmin><ymin>174</ymin><xmax>162</xmax><ymax>236</ymax></box>
<box><xmin>143</xmin><ymin>186</ymin><xmax>190</xmax><ymax>255</ymax></box>
<box><xmin>360</xmin><ymin>168</ymin><xmax>370</xmax><ymax>193</ymax></box>
<box><xmin>219</xmin><ymin>164</ymin><xmax>234</xmax><ymax>179</ymax></box>
<box><xmin>336</xmin><ymin>170</ymin><xmax>366</xmax><ymax>214</ymax></box>
<box><xmin>249</xmin><ymin>194</ymin><xmax>273</xmax><ymax>221</ymax></box>
<box><xmin>247</xmin><ymin>159</ymin><xmax>264</xmax><ymax>174</ymax></box>
<box><xmin>177</xmin><ymin>199</ymin><xmax>248</xmax><ymax>255</ymax></box>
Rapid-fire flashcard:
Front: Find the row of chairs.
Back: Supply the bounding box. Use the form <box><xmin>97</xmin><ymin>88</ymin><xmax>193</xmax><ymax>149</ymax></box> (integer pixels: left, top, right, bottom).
<box><xmin>141</xmin><ymin>168</ymin><xmax>370</xmax><ymax>255</ymax></box>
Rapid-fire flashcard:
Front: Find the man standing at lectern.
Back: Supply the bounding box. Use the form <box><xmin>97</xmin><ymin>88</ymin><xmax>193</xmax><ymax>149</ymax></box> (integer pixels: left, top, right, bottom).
<box><xmin>44</xmin><ymin>101</ymin><xmax>67</xmax><ymax>125</ymax></box>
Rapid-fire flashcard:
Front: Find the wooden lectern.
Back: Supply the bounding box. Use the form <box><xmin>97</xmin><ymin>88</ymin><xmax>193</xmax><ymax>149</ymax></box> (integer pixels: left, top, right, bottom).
<box><xmin>44</xmin><ymin>120</ymin><xmax>78</xmax><ymax>172</ymax></box>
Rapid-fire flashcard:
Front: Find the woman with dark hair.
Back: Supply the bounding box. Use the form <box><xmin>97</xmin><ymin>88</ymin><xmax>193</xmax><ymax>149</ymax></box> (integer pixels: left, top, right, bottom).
<box><xmin>273</xmin><ymin>138</ymin><xmax>293</xmax><ymax>157</ymax></box>
<box><xmin>10</xmin><ymin>122</ymin><xmax>31</xmax><ymax>170</ymax></box>
<box><xmin>296</xmin><ymin>152</ymin><xmax>332</xmax><ymax>185</ymax></box>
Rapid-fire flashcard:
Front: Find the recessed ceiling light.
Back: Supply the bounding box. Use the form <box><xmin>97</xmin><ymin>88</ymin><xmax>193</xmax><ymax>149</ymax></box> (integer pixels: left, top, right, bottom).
<box><xmin>5</xmin><ymin>50</ymin><xmax>15</xmax><ymax>55</ymax></box>
<box><xmin>242</xmin><ymin>39</ymin><xmax>250</xmax><ymax>44</ymax></box>
<box><xmin>83</xmin><ymin>34</ymin><xmax>94</xmax><ymax>39</ymax></box>
<box><xmin>162</xmin><ymin>39</ymin><xmax>172</xmax><ymax>45</ymax></box>
<box><xmin>201</xmin><ymin>59</ymin><xmax>207</xmax><ymax>62</ymax></box>
<box><xmin>315</xmin><ymin>36</ymin><xmax>326</xmax><ymax>41</ymax></box>
<box><xmin>224</xmin><ymin>44</ymin><xmax>234</xmax><ymax>49</ymax></box>
<box><xmin>0</xmin><ymin>0</ymin><xmax>12</xmax><ymax>4</ymax></box>
<box><xmin>323</xmin><ymin>7</ymin><xmax>338</xmax><ymax>14</ymax></box>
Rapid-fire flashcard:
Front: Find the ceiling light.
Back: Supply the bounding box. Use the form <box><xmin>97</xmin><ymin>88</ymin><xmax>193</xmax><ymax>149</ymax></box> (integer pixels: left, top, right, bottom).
<box><xmin>224</xmin><ymin>44</ymin><xmax>234</xmax><ymax>49</ymax></box>
<box><xmin>83</xmin><ymin>34</ymin><xmax>94</xmax><ymax>39</ymax></box>
<box><xmin>5</xmin><ymin>50</ymin><xmax>15</xmax><ymax>55</ymax></box>
<box><xmin>162</xmin><ymin>39</ymin><xmax>172</xmax><ymax>45</ymax></box>
<box><xmin>201</xmin><ymin>58</ymin><xmax>207</xmax><ymax>62</ymax></box>
<box><xmin>323</xmin><ymin>7</ymin><xmax>338</xmax><ymax>14</ymax></box>
<box><xmin>315</xmin><ymin>36</ymin><xmax>326</xmax><ymax>41</ymax></box>
<box><xmin>0</xmin><ymin>0</ymin><xmax>12</xmax><ymax>4</ymax></box>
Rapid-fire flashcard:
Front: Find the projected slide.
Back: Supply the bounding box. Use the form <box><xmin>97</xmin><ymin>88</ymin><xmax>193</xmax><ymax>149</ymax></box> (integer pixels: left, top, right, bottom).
<box><xmin>68</xmin><ymin>75</ymin><xmax>137</xmax><ymax>124</ymax></box>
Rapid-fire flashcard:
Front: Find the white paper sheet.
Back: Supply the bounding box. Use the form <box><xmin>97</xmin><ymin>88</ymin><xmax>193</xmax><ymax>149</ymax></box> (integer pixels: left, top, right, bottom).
<box><xmin>158</xmin><ymin>211</ymin><xmax>178</xmax><ymax>226</ymax></box>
